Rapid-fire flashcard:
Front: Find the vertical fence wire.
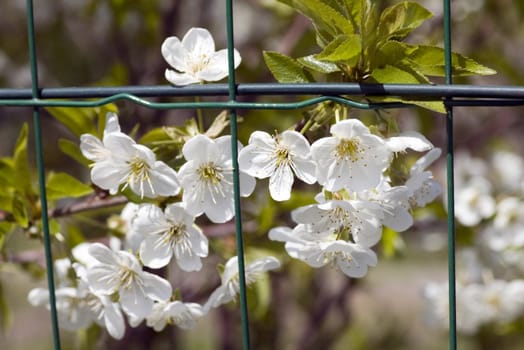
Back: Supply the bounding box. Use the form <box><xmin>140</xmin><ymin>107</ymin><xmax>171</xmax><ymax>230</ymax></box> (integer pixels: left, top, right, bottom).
<box><xmin>225</xmin><ymin>0</ymin><xmax>251</xmax><ymax>349</ymax></box>
<box><xmin>443</xmin><ymin>0</ymin><xmax>457</xmax><ymax>349</ymax></box>
<box><xmin>25</xmin><ymin>1</ymin><xmax>62</xmax><ymax>349</ymax></box>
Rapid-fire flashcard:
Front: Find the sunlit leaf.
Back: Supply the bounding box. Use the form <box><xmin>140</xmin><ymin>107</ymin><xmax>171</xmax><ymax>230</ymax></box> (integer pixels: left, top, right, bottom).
<box><xmin>263</xmin><ymin>51</ymin><xmax>314</xmax><ymax>83</ymax></box>
<box><xmin>46</xmin><ymin>172</ymin><xmax>94</xmax><ymax>200</ymax></box>
<box><xmin>378</xmin><ymin>1</ymin><xmax>433</xmax><ymax>41</ymax></box>
<box><xmin>316</xmin><ymin>34</ymin><xmax>361</xmax><ymax>63</ymax></box>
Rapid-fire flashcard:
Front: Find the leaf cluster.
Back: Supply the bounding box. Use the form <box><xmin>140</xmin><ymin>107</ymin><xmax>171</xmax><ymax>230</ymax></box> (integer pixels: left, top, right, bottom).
<box><xmin>264</xmin><ymin>0</ymin><xmax>495</xmax><ymax>112</ymax></box>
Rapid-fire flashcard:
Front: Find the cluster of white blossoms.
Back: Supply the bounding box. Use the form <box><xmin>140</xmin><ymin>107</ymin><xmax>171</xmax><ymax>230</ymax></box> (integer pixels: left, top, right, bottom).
<box><xmin>423</xmin><ymin>251</ymin><xmax>524</xmax><ymax>334</ymax></box>
<box><xmin>258</xmin><ymin>120</ymin><xmax>442</xmax><ymax>277</ymax></box>
<box><xmin>28</xmin><ymin>27</ymin><xmax>444</xmax><ymax>340</ymax></box>
<box><xmin>424</xmin><ymin>150</ymin><xmax>524</xmax><ymax>335</ymax></box>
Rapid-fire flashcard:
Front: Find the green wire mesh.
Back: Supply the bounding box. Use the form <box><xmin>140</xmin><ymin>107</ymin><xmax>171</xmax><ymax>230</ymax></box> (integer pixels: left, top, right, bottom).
<box><xmin>8</xmin><ymin>0</ymin><xmax>524</xmax><ymax>349</ymax></box>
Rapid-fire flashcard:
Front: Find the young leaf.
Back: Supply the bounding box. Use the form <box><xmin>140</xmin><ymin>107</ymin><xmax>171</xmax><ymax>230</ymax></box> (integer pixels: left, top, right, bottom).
<box><xmin>58</xmin><ymin>139</ymin><xmax>91</xmax><ymax>166</ymax></box>
<box><xmin>408</xmin><ymin>45</ymin><xmax>497</xmax><ymax>76</ymax></box>
<box><xmin>11</xmin><ymin>195</ymin><xmax>29</xmax><ymax>228</ymax></box>
<box><xmin>316</xmin><ymin>34</ymin><xmax>362</xmax><ymax>63</ymax></box>
<box><xmin>263</xmin><ymin>51</ymin><xmax>314</xmax><ymax>83</ymax></box>
<box><xmin>45</xmin><ymin>107</ymin><xmax>97</xmax><ymax>137</ymax></box>
<box><xmin>370</xmin><ymin>64</ymin><xmax>429</xmax><ymax>84</ymax></box>
<box><xmin>278</xmin><ymin>0</ymin><xmax>353</xmax><ymax>37</ymax></box>
<box><xmin>378</xmin><ymin>1</ymin><xmax>433</xmax><ymax>42</ymax></box>
<box><xmin>298</xmin><ymin>55</ymin><xmax>341</xmax><ymax>74</ymax></box>
<box><xmin>13</xmin><ymin>124</ymin><xmax>33</xmax><ymax>194</ymax></box>
<box><xmin>0</xmin><ymin>158</ymin><xmax>15</xmax><ymax>188</ymax></box>
<box><xmin>46</xmin><ymin>172</ymin><xmax>94</xmax><ymax>200</ymax></box>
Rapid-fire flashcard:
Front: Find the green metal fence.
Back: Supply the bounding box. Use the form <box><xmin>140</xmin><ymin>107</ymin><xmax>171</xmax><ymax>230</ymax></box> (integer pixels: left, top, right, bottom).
<box><xmin>1</xmin><ymin>0</ymin><xmax>524</xmax><ymax>349</ymax></box>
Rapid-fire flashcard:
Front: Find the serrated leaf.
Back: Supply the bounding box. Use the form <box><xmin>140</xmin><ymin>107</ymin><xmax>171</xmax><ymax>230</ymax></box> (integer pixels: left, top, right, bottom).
<box><xmin>408</xmin><ymin>45</ymin><xmax>496</xmax><ymax>77</ymax></box>
<box><xmin>58</xmin><ymin>139</ymin><xmax>90</xmax><ymax>166</ymax></box>
<box><xmin>298</xmin><ymin>55</ymin><xmax>341</xmax><ymax>73</ymax></box>
<box><xmin>11</xmin><ymin>195</ymin><xmax>29</xmax><ymax>228</ymax></box>
<box><xmin>378</xmin><ymin>1</ymin><xmax>433</xmax><ymax>41</ymax></box>
<box><xmin>46</xmin><ymin>172</ymin><xmax>93</xmax><ymax>200</ymax></box>
<box><xmin>316</xmin><ymin>34</ymin><xmax>361</xmax><ymax>63</ymax></box>
<box><xmin>263</xmin><ymin>51</ymin><xmax>314</xmax><ymax>83</ymax></box>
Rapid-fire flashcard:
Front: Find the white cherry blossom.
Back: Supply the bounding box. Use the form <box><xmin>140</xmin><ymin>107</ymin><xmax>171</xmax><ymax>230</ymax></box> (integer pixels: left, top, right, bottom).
<box><xmin>310</xmin><ymin>119</ymin><xmax>391</xmax><ymax>192</ymax></box>
<box><xmin>162</xmin><ymin>27</ymin><xmax>241</xmax><ymax>85</ymax></box>
<box><xmin>204</xmin><ymin>255</ymin><xmax>280</xmax><ymax>311</ymax></box>
<box><xmin>85</xmin><ymin>243</ymin><xmax>172</xmax><ymax>321</ymax></box>
<box><xmin>455</xmin><ymin>176</ymin><xmax>495</xmax><ymax>226</ymax></box>
<box><xmin>238</xmin><ymin>130</ymin><xmax>316</xmax><ymax>201</ymax></box>
<box><xmin>268</xmin><ymin>226</ymin><xmax>377</xmax><ymax>278</ymax></box>
<box><xmin>80</xmin><ymin>113</ymin><xmax>180</xmax><ymax>198</ymax></box>
<box><xmin>146</xmin><ymin>300</ymin><xmax>205</xmax><ymax>331</ymax></box>
<box><xmin>135</xmin><ymin>203</ymin><xmax>208</xmax><ymax>271</ymax></box>
<box><xmin>291</xmin><ymin>198</ymin><xmax>384</xmax><ymax>248</ymax></box>
<box><xmin>406</xmin><ymin>148</ymin><xmax>442</xmax><ymax>207</ymax></box>
<box><xmin>178</xmin><ymin>134</ymin><xmax>255</xmax><ymax>223</ymax></box>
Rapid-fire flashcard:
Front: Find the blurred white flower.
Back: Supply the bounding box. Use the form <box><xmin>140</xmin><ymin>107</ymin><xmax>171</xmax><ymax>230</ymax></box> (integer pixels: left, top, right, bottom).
<box><xmin>491</xmin><ymin>150</ymin><xmax>524</xmax><ymax>192</ymax></box>
<box><xmin>80</xmin><ymin>113</ymin><xmax>180</xmax><ymax>198</ymax></box>
<box><xmin>178</xmin><ymin>134</ymin><xmax>255</xmax><ymax>223</ymax></box>
<box><xmin>311</xmin><ymin>119</ymin><xmax>391</xmax><ymax>192</ymax></box>
<box><xmin>239</xmin><ymin>130</ymin><xmax>316</xmax><ymax>201</ymax></box>
<box><xmin>162</xmin><ymin>27</ymin><xmax>241</xmax><ymax>85</ymax></box>
<box><xmin>204</xmin><ymin>255</ymin><xmax>280</xmax><ymax>311</ymax></box>
<box><xmin>86</xmin><ymin>243</ymin><xmax>172</xmax><ymax>321</ymax></box>
<box><xmin>455</xmin><ymin>176</ymin><xmax>496</xmax><ymax>226</ymax></box>
<box><xmin>147</xmin><ymin>300</ymin><xmax>205</xmax><ymax>331</ymax></box>
<box><xmin>135</xmin><ymin>203</ymin><xmax>208</xmax><ymax>271</ymax></box>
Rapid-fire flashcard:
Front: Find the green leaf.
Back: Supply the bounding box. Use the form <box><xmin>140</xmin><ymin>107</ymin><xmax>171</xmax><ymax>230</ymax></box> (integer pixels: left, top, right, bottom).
<box><xmin>298</xmin><ymin>55</ymin><xmax>341</xmax><ymax>73</ymax></box>
<box><xmin>378</xmin><ymin>1</ymin><xmax>433</xmax><ymax>41</ymax></box>
<box><xmin>316</xmin><ymin>34</ymin><xmax>361</xmax><ymax>63</ymax></box>
<box><xmin>408</xmin><ymin>45</ymin><xmax>497</xmax><ymax>76</ymax></box>
<box><xmin>0</xmin><ymin>193</ymin><xmax>13</xmax><ymax>212</ymax></box>
<box><xmin>11</xmin><ymin>195</ymin><xmax>29</xmax><ymax>228</ymax></box>
<box><xmin>13</xmin><ymin>124</ymin><xmax>33</xmax><ymax>194</ymax></box>
<box><xmin>45</xmin><ymin>107</ymin><xmax>97</xmax><ymax>137</ymax></box>
<box><xmin>370</xmin><ymin>64</ymin><xmax>429</xmax><ymax>84</ymax></box>
<box><xmin>0</xmin><ymin>158</ymin><xmax>14</xmax><ymax>188</ymax></box>
<box><xmin>263</xmin><ymin>51</ymin><xmax>314</xmax><ymax>83</ymax></box>
<box><xmin>278</xmin><ymin>0</ymin><xmax>353</xmax><ymax>38</ymax></box>
<box><xmin>58</xmin><ymin>138</ymin><xmax>90</xmax><ymax>166</ymax></box>
<box><xmin>46</xmin><ymin>172</ymin><xmax>93</xmax><ymax>200</ymax></box>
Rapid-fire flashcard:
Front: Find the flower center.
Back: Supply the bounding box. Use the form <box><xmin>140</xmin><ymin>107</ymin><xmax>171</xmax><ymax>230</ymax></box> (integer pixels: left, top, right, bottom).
<box><xmin>274</xmin><ymin>145</ymin><xmax>290</xmax><ymax>167</ymax></box>
<box><xmin>190</xmin><ymin>54</ymin><xmax>210</xmax><ymax>73</ymax></box>
<box><xmin>335</xmin><ymin>138</ymin><xmax>361</xmax><ymax>162</ymax></box>
<box><xmin>118</xmin><ymin>267</ymin><xmax>138</xmax><ymax>290</ymax></box>
<box><xmin>197</xmin><ymin>162</ymin><xmax>223</xmax><ymax>184</ymax></box>
<box><xmin>324</xmin><ymin>250</ymin><xmax>353</xmax><ymax>267</ymax></box>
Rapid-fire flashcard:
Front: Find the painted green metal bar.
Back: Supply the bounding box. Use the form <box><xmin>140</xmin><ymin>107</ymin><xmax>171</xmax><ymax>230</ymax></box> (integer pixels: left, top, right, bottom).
<box><xmin>4</xmin><ymin>83</ymin><xmax>524</xmax><ymax>99</ymax></box>
<box><xmin>225</xmin><ymin>0</ymin><xmax>250</xmax><ymax>349</ymax></box>
<box><xmin>443</xmin><ymin>0</ymin><xmax>457</xmax><ymax>349</ymax></box>
<box><xmin>26</xmin><ymin>1</ymin><xmax>62</xmax><ymax>349</ymax></box>
<box><xmin>0</xmin><ymin>94</ymin><xmax>409</xmax><ymax>109</ymax></box>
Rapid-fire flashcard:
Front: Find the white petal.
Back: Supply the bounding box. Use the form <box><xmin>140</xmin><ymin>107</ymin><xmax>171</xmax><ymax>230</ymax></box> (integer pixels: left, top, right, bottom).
<box><xmin>291</xmin><ymin>157</ymin><xmax>317</xmax><ymax>184</ymax></box>
<box><xmin>176</xmin><ymin>252</ymin><xmax>203</xmax><ymax>272</ymax></box>
<box><xmin>197</xmin><ymin>49</ymin><xmax>230</xmax><ymax>82</ymax></box>
<box><xmin>142</xmin><ymin>272</ymin><xmax>172</xmax><ymax>302</ymax></box>
<box><xmin>139</xmin><ymin>237</ymin><xmax>173</xmax><ymax>269</ymax></box>
<box><xmin>330</xmin><ymin>119</ymin><xmax>369</xmax><ymax>138</ymax></box>
<box><xmin>386</xmin><ymin>131</ymin><xmax>433</xmax><ymax>152</ymax></box>
<box><xmin>165</xmin><ymin>69</ymin><xmax>199</xmax><ymax>86</ymax></box>
<box><xmin>247</xmin><ymin>256</ymin><xmax>281</xmax><ymax>273</ymax></box>
<box><xmin>88</xmin><ymin>243</ymin><xmax>117</xmax><ymax>265</ymax></box>
<box><xmin>269</xmin><ymin>164</ymin><xmax>294</xmax><ymax>201</ymax></box>
<box><xmin>87</xmin><ymin>265</ymin><xmax>118</xmax><ymax>295</ymax></box>
<box><xmin>104</xmin><ymin>112</ymin><xmax>121</xmax><ymax>135</ymax></box>
<box><xmin>181</xmin><ymin>27</ymin><xmax>215</xmax><ymax>56</ymax></box>
<box><xmin>149</xmin><ymin>161</ymin><xmax>181</xmax><ymax>196</ymax></box>
<box><xmin>80</xmin><ymin>134</ymin><xmax>108</xmax><ymax>162</ymax></box>
<box><xmin>120</xmin><ymin>284</ymin><xmax>153</xmax><ymax>319</ymax></box>
<box><xmin>103</xmin><ymin>302</ymin><xmax>126</xmax><ymax>340</ymax></box>
<box><xmin>161</xmin><ymin>36</ymin><xmax>189</xmax><ymax>73</ymax></box>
